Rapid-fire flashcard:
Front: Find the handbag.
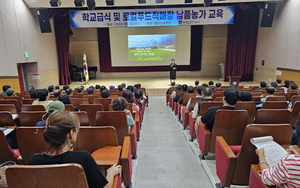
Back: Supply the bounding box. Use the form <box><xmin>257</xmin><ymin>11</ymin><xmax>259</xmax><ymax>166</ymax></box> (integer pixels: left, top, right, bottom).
<box><xmin>0</xmin><ymin>161</ymin><xmax>17</xmax><ymax>188</ymax></box>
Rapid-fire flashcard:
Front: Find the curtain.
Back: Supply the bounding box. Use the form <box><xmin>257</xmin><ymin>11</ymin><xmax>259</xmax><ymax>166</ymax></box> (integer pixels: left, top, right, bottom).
<box><xmin>224</xmin><ymin>4</ymin><xmax>259</xmax><ymax>81</ymax></box>
<box><xmin>98</xmin><ymin>26</ymin><xmax>202</xmax><ymax>72</ymax></box>
<box><xmin>50</xmin><ymin>9</ymin><xmax>71</xmax><ymax>85</ymax></box>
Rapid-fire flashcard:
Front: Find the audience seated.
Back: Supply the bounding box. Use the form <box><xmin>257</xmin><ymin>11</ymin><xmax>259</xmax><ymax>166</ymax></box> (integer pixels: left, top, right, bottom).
<box><xmin>260</xmin><ymin>81</ymin><xmax>267</xmax><ymax>88</ymax></box>
<box><xmin>121</xmin><ymin>83</ymin><xmax>126</xmax><ymax>90</ymax></box>
<box><xmin>117</xmin><ymin>85</ymin><xmax>123</xmax><ymax>92</ymax></box>
<box><xmin>58</xmin><ymin>94</ymin><xmax>79</xmax><ymax>111</ymax></box>
<box><xmin>100</xmin><ymin>85</ymin><xmax>107</xmax><ymax>92</ymax></box>
<box><xmin>171</xmin><ymin>84</ymin><xmax>182</xmax><ymax>99</ymax></box>
<box><xmin>109</xmin><ymin>85</ymin><xmax>115</xmax><ymax>90</ymax></box>
<box><xmin>29</xmin><ymin>110</ymin><xmax>122</xmax><ymax>188</ymax></box>
<box><xmin>166</xmin><ymin>82</ymin><xmax>176</xmax><ymax>94</ymax></box>
<box><xmin>101</xmin><ymin>90</ymin><xmax>110</xmax><ymax>98</ymax></box>
<box><xmin>36</xmin><ymin>101</ymin><xmax>65</xmax><ymax>127</ymax></box>
<box><xmin>239</xmin><ymin>91</ymin><xmax>252</xmax><ymax>101</ymax></box>
<box><xmin>77</xmin><ymin>86</ymin><xmax>84</xmax><ymax>94</ymax></box>
<box><xmin>48</xmin><ymin>85</ymin><xmax>54</xmax><ymax>94</ymax></box>
<box><xmin>53</xmin><ymin>89</ymin><xmax>61</xmax><ymax>98</ymax></box>
<box><xmin>276</xmin><ymin>79</ymin><xmax>282</xmax><ymax>86</ymax></box>
<box><xmin>134</xmin><ymin>89</ymin><xmax>144</xmax><ymax>109</ymax></box>
<box><xmin>95</xmin><ymin>84</ymin><xmax>100</xmax><ymax>90</ymax></box>
<box><xmin>127</xmin><ymin>85</ymin><xmax>134</xmax><ymax>93</ymax></box>
<box><xmin>195</xmin><ymin>80</ymin><xmax>199</xmax><ymax>87</ymax></box>
<box><xmin>112</xmin><ymin>97</ymin><xmax>134</xmax><ymax>129</ymax></box>
<box><xmin>289</xmin><ymin>82</ymin><xmax>298</xmax><ymax>91</ymax></box>
<box><xmin>215</xmin><ymin>83</ymin><xmax>222</xmax><ymax>88</ymax></box>
<box><xmin>186</xmin><ymin>86</ymin><xmax>202</xmax><ymax>111</ymax></box>
<box><xmin>63</xmin><ymin>85</ymin><xmax>69</xmax><ymax>91</ymax></box>
<box><xmin>260</xmin><ymin>86</ymin><xmax>275</xmax><ymax>103</ymax></box>
<box><xmin>87</xmin><ymin>87</ymin><xmax>94</xmax><ymax>95</ymax></box>
<box><xmin>208</xmin><ymin>81</ymin><xmax>214</xmax><ymax>90</ymax></box>
<box><xmin>0</xmin><ymin>85</ymin><xmax>11</xmax><ymax>96</ymax></box>
<box><xmin>123</xmin><ymin>90</ymin><xmax>139</xmax><ymax>112</ymax></box>
<box><xmin>282</xmin><ymin>80</ymin><xmax>290</xmax><ymax>94</ymax></box>
<box><xmin>173</xmin><ymin>84</ymin><xmax>187</xmax><ymax>103</ymax></box>
<box><xmin>178</xmin><ymin>86</ymin><xmax>194</xmax><ymax>105</ymax></box>
<box><xmin>55</xmin><ymin>86</ymin><xmax>60</xmax><ymax>90</ymax></box>
<box><xmin>65</xmin><ymin>88</ymin><xmax>73</xmax><ymax>96</ymax></box>
<box><xmin>6</xmin><ymin>88</ymin><xmax>15</xmax><ymax>96</ymax></box>
<box><xmin>32</xmin><ymin>89</ymin><xmax>53</xmax><ymax>111</ymax></box>
<box><xmin>270</xmin><ymin>82</ymin><xmax>278</xmax><ymax>89</ymax></box>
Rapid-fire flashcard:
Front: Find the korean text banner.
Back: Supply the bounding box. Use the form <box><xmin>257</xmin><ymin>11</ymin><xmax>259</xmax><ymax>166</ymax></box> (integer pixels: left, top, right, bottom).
<box><xmin>70</xmin><ymin>6</ymin><xmax>234</xmax><ymax>28</ymax></box>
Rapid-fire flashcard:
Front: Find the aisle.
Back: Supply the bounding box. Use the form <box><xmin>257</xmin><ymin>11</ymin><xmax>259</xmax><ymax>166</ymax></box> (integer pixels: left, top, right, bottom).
<box><xmin>133</xmin><ymin>96</ymin><xmax>213</xmax><ymax>188</ymax></box>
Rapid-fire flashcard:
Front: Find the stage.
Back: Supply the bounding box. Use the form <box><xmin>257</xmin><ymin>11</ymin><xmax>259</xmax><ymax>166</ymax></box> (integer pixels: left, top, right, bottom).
<box><xmin>69</xmin><ymin>77</ymin><xmax>261</xmax><ymax>95</ymax></box>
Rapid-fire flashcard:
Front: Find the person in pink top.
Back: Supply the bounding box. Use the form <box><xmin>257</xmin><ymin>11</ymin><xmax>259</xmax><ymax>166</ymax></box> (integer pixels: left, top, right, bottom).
<box><xmin>122</xmin><ymin>90</ymin><xmax>139</xmax><ymax>112</ymax></box>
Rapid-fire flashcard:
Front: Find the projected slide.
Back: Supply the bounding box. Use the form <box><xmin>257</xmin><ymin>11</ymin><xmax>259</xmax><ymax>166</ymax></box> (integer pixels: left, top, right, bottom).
<box><xmin>128</xmin><ymin>34</ymin><xmax>176</xmax><ymax>61</ymax></box>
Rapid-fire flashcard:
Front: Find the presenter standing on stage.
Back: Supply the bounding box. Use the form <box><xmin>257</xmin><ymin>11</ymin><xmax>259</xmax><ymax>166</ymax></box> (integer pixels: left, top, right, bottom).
<box><xmin>170</xmin><ymin>58</ymin><xmax>177</xmax><ymax>83</ymax></box>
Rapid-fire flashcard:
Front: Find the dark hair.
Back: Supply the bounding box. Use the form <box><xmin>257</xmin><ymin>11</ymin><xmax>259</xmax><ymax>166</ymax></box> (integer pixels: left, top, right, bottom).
<box><xmin>65</xmin><ymin>88</ymin><xmax>73</xmax><ymax>95</ymax></box>
<box><xmin>202</xmin><ymin>83</ymin><xmax>209</xmax><ymax>87</ymax></box>
<box><xmin>121</xmin><ymin>83</ymin><xmax>126</xmax><ymax>88</ymax></box>
<box><xmin>118</xmin><ymin>85</ymin><xmax>123</xmax><ymax>91</ymax></box>
<box><xmin>176</xmin><ymin>84</ymin><xmax>182</xmax><ymax>91</ymax></box>
<box><xmin>48</xmin><ymin>85</ymin><xmax>54</xmax><ymax>92</ymax></box>
<box><xmin>2</xmin><ymin>85</ymin><xmax>11</xmax><ymax>92</ymax></box>
<box><xmin>171</xmin><ymin>82</ymin><xmax>176</xmax><ymax>86</ymax></box>
<box><xmin>223</xmin><ymin>87</ymin><xmax>239</xmax><ymax>105</ymax></box>
<box><xmin>290</xmin><ymin>83</ymin><xmax>298</xmax><ymax>90</ymax></box>
<box><xmin>101</xmin><ymin>90</ymin><xmax>110</xmax><ymax>98</ymax></box>
<box><xmin>196</xmin><ymin>86</ymin><xmax>203</xmax><ymax>95</ymax></box>
<box><xmin>127</xmin><ymin>85</ymin><xmax>134</xmax><ymax>92</ymax></box>
<box><xmin>100</xmin><ymin>86</ymin><xmax>106</xmax><ymax>92</ymax></box>
<box><xmin>6</xmin><ymin>88</ymin><xmax>14</xmax><ymax>96</ymax></box>
<box><xmin>187</xmin><ymin>86</ymin><xmax>195</xmax><ymax>93</ymax></box>
<box><xmin>270</xmin><ymin>82</ymin><xmax>278</xmax><ymax>88</ymax></box>
<box><xmin>195</xmin><ymin>80</ymin><xmax>199</xmax><ymax>85</ymax></box>
<box><xmin>28</xmin><ymin>86</ymin><xmax>35</xmax><ymax>93</ymax></box>
<box><xmin>260</xmin><ymin>82</ymin><xmax>267</xmax><ymax>88</ymax></box>
<box><xmin>112</xmin><ymin>97</ymin><xmax>128</xmax><ymax>111</ymax></box>
<box><xmin>134</xmin><ymin>84</ymin><xmax>140</xmax><ymax>89</ymax></box>
<box><xmin>239</xmin><ymin>91</ymin><xmax>252</xmax><ymax>101</ymax></box>
<box><xmin>182</xmin><ymin>84</ymin><xmax>188</xmax><ymax>92</ymax></box>
<box><xmin>58</xmin><ymin>94</ymin><xmax>71</xmax><ymax>104</ymax></box>
<box><xmin>53</xmin><ymin>89</ymin><xmax>61</xmax><ymax>98</ymax></box>
<box><xmin>216</xmin><ymin>83</ymin><xmax>222</xmax><ymax>88</ymax></box>
<box><xmin>276</xmin><ymin>79</ymin><xmax>282</xmax><ymax>84</ymax></box>
<box><xmin>37</xmin><ymin>89</ymin><xmax>49</xmax><ymax>101</ymax></box>
<box><xmin>283</xmin><ymin>80</ymin><xmax>290</xmax><ymax>88</ymax></box>
<box><xmin>202</xmin><ymin>87</ymin><xmax>213</xmax><ymax>96</ymax></box>
<box><xmin>30</xmin><ymin>90</ymin><xmax>38</xmax><ymax>99</ymax></box>
<box><xmin>171</xmin><ymin>58</ymin><xmax>175</xmax><ymax>61</ymax></box>
<box><xmin>122</xmin><ymin>90</ymin><xmax>134</xmax><ymax>103</ymax></box>
<box><xmin>266</xmin><ymin>86</ymin><xmax>275</xmax><ymax>94</ymax></box>
<box><xmin>55</xmin><ymin>86</ymin><xmax>60</xmax><ymax>90</ymax></box>
<box><xmin>134</xmin><ymin>89</ymin><xmax>143</xmax><ymax>99</ymax></box>
<box><xmin>43</xmin><ymin>110</ymin><xmax>79</xmax><ymax>154</ymax></box>
<box><xmin>77</xmin><ymin>87</ymin><xmax>83</xmax><ymax>93</ymax></box>
<box><xmin>95</xmin><ymin>85</ymin><xmax>100</xmax><ymax>89</ymax></box>
<box><xmin>87</xmin><ymin>88</ymin><xmax>94</xmax><ymax>94</ymax></box>
<box><xmin>208</xmin><ymin>81</ymin><xmax>214</xmax><ymax>85</ymax></box>
<box><xmin>63</xmin><ymin>85</ymin><xmax>69</xmax><ymax>90</ymax></box>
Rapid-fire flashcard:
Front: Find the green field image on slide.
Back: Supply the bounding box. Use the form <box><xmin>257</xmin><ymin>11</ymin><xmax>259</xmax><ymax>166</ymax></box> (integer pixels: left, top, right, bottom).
<box><xmin>129</xmin><ymin>49</ymin><xmax>175</xmax><ymax>61</ymax></box>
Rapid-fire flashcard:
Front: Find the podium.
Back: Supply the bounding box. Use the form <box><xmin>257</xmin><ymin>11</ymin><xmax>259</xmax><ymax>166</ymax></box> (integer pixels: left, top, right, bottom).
<box><xmin>228</xmin><ymin>76</ymin><xmax>242</xmax><ymax>86</ymax></box>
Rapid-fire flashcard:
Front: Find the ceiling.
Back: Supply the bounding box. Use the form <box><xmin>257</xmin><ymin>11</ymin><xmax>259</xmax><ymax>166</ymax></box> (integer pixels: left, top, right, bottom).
<box><xmin>23</xmin><ymin>0</ymin><xmax>285</xmax><ymax>8</ymax></box>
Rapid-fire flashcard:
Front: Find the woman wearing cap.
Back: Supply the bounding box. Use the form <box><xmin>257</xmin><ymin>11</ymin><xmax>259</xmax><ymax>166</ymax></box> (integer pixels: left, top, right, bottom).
<box><xmin>36</xmin><ymin>100</ymin><xmax>65</xmax><ymax>127</ymax></box>
<box><xmin>29</xmin><ymin>110</ymin><xmax>122</xmax><ymax>188</ymax></box>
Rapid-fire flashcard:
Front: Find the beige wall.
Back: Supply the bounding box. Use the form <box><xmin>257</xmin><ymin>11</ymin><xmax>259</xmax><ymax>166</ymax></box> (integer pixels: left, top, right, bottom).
<box><xmin>69</xmin><ymin>24</ymin><xmax>227</xmax><ymax>78</ymax></box>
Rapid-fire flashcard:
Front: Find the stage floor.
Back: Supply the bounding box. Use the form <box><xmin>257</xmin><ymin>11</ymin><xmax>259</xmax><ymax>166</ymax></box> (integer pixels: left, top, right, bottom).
<box><xmin>70</xmin><ymin>77</ymin><xmax>261</xmax><ymax>95</ymax></box>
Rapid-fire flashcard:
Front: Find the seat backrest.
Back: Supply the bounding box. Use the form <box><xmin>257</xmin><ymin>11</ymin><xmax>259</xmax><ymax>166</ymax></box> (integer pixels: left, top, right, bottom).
<box><xmin>251</xmin><ymin>96</ymin><xmax>261</xmax><ymax>102</ymax></box>
<box><xmin>93</xmin><ymin>98</ymin><xmax>112</xmax><ymax>111</ymax></box>
<box><xmin>70</xmin><ymin>98</ymin><xmax>89</xmax><ymax>108</ymax></box>
<box><xmin>64</xmin><ymin>104</ymin><xmax>75</xmax><ymax>111</ymax></box>
<box><xmin>215</xmin><ymin>97</ymin><xmax>223</xmax><ymax>101</ymax></box>
<box><xmin>72</xmin><ymin>111</ymin><xmax>91</xmax><ymax>126</ymax></box>
<box><xmin>273</xmin><ymin>92</ymin><xmax>285</xmax><ymax>96</ymax></box>
<box><xmin>19</xmin><ymin>111</ymin><xmax>45</xmax><ymax>126</ymax></box>
<box><xmin>22</xmin><ymin>99</ymin><xmax>35</xmax><ymax>104</ymax></box>
<box><xmin>168</xmin><ymin>87</ymin><xmax>176</xmax><ymax>94</ymax></box>
<box><xmin>21</xmin><ymin>104</ymin><xmax>45</xmax><ymax>111</ymax></box>
<box><xmin>0</xmin><ymin>130</ymin><xmax>16</xmax><ymax>163</ymax></box>
<box><xmin>248</xmin><ymin>86</ymin><xmax>259</xmax><ymax>90</ymax></box>
<box><xmin>235</xmin><ymin>101</ymin><xmax>256</xmax><ymax>124</ymax></box>
<box><xmin>4</xmin><ymin>96</ymin><xmax>21</xmax><ymax>103</ymax></box>
<box><xmin>261</xmin><ymin>101</ymin><xmax>288</xmax><ymax>109</ymax></box>
<box><xmin>16</xmin><ymin>127</ymin><xmax>47</xmax><ymax>164</ymax></box>
<box><xmin>188</xmin><ymin>97</ymin><xmax>202</xmax><ymax>111</ymax></box>
<box><xmin>79</xmin><ymin>104</ymin><xmax>104</xmax><ymax>126</ymax></box>
<box><xmin>250</xmin><ymin>92</ymin><xmax>263</xmax><ymax>97</ymax></box>
<box><xmin>0</xmin><ymin>111</ymin><xmax>16</xmax><ymax>127</ymax></box>
<box><xmin>287</xmin><ymin>92</ymin><xmax>298</xmax><ymax>101</ymax></box>
<box><xmin>0</xmin><ymin>104</ymin><xmax>17</xmax><ymax>114</ymax></box>
<box><xmin>182</xmin><ymin>93</ymin><xmax>197</xmax><ymax>106</ymax></box>
<box><xmin>265</xmin><ymin>96</ymin><xmax>287</xmax><ymax>101</ymax></box>
<box><xmin>6</xmin><ymin>163</ymin><xmax>89</xmax><ymax>188</ymax></box>
<box><xmin>232</xmin><ymin>124</ymin><xmax>292</xmax><ymax>185</ymax></box>
<box><xmin>254</xmin><ymin>109</ymin><xmax>290</xmax><ymax>124</ymax></box>
<box><xmin>212</xmin><ymin>93</ymin><xmax>222</xmax><ymax>100</ymax></box>
<box><xmin>0</xmin><ymin>99</ymin><xmax>21</xmax><ymax>114</ymax></box>
<box><xmin>199</xmin><ymin>102</ymin><xmax>223</xmax><ymax>116</ymax></box>
<box><xmin>209</xmin><ymin>110</ymin><xmax>248</xmax><ymax>153</ymax></box>
<box><xmin>110</xmin><ymin>95</ymin><xmax>119</xmax><ymax>100</ymax></box>
<box><xmin>73</xmin><ymin>126</ymin><xmax>118</xmax><ymax>153</ymax></box>
<box><xmin>83</xmin><ymin>95</ymin><xmax>99</xmax><ymax>104</ymax></box>
<box><xmin>289</xmin><ymin>101</ymin><xmax>300</xmax><ymax>126</ymax></box>
<box><xmin>95</xmin><ymin>111</ymin><xmax>128</xmax><ymax>146</ymax></box>
<box><xmin>291</xmin><ymin>95</ymin><xmax>300</xmax><ymax>107</ymax></box>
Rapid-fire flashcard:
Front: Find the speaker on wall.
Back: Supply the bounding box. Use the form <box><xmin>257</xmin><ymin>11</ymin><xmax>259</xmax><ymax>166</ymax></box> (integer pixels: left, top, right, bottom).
<box><xmin>36</xmin><ymin>9</ymin><xmax>52</xmax><ymax>33</ymax></box>
<box><xmin>260</xmin><ymin>3</ymin><xmax>277</xmax><ymax>27</ymax></box>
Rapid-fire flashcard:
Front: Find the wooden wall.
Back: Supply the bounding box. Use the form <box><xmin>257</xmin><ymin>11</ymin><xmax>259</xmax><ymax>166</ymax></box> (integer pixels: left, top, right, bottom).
<box><xmin>0</xmin><ymin>77</ymin><xmax>20</xmax><ymax>93</ymax></box>
<box><xmin>276</xmin><ymin>68</ymin><xmax>300</xmax><ymax>85</ymax></box>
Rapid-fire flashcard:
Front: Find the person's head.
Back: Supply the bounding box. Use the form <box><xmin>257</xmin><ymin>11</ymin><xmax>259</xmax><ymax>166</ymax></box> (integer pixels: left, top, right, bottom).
<box><xmin>270</xmin><ymin>82</ymin><xmax>278</xmax><ymax>88</ymax></box>
<box><xmin>55</xmin><ymin>86</ymin><xmax>60</xmax><ymax>90</ymax></box>
<box><xmin>202</xmin><ymin>87</ymin><xmax>213</xmax><ymax>97</ymax></box>
<box><xmin>196</xmin><ymin>86</ymin><xmax>203</xmax><ymax>95</ymax></box>
<box><xmin>176</xmin><ymin>84</ymin><xmax>182</xmax><ymax>91</ymax></box>
<box><xmin>63</xmin><ymin>85</ymin><xmax>69</xmax><ymax>91</ymax></box>
<box><xmin>109</xmin><ymin>85</ymin><xmax>115</xmax><ymax>90</ymax></box>
<box><xmin>37</xmin><ymin>89</ymin><xmax>49</xmax><ymax>101</ymax></box>
<box><xmin>276</xmin><ymin>79</ymin><xmax>282</xmax><ymax>84</ymax></box>
<box><xmin>28</xmin><ymin>86</ymin><xmax>35</xmax><ymax>93</ymax></box>
<box><xmin>216</xmin><ymin>83</ymin><xmax>222</xmax><ymax>88</ymax></box>
<box><xmin>29</xmin><ymin>90</ymin><xmax>38</xmax><ymax>99</ymax></box>
<box><xmin>101</xmin><ymin>90</ymin><xmax>110</xmax><ymax>98</ymax></box>
<box><xmin>127</xmin><ymin>85</ymin><xmax>134</xmax><ymax>92</ymax></box>
<box><xmin>266</xmin><ymin>86</ymin><xmax>275</xmax><ymax>94</ymax></box>
<box><xmin>6</xmin><ymin>88</ymin><xmax>14</xmax><ymax>96</ymax></box>
<box><xmin>77</xmin><ymin>86</ymin><xmax>83</xmax><ymax>93</ymax></box>
<box><xmin>289</xmin><ymin>82</ymin><xmax>298</xmax><ymax>90</ymax></box>
<box><xmin>100</xmin><ymin>85</ymin><xmax>106</xmax><ymax>92</ymax></box>
<box><xmin>283</xmin><ymin>80</ymin><xmax>290</xmax><ymax>88</ymax></box>
<box><xmin>134</xmin><ymin>89</ymin><xmax>143</xmax><ymax>100</ymax></box>
<box><xmin>171</xmin><ymin>82</ymin><xmax>176</xmax><ymax>87</ymax></box>
<box><xmin>134</xmin><ymin>84</ymin><xmax>140</xmax><ymax>89</ymax></box>
<box><xmin>118</xmin><ymin>85</ymin><xmax>123</xmax><ymax>91</ymax></box>
<box><xmin>121</xmin><ymin>83</ymin><xmax>126</xmax><ymax>88</ymax></box>
<box><xmin>95</xmin><ymin>85</ymin><xmax>100</xmax><ymax>89</ymax></box>
<box><xmin>195</xmin><ymin>80</ymin><xmax>199</xmax><ymax>86</ymax></box>
<box><xmin>202</xmin><ymin>83</ymin><xmax>209</xmax><ymax>87</ymax></box>
<box><xmin>43</xmin><ymin>110</ymin><xmax>79</xmax><ymax>154</ymax></box>
<box><xmin>42</xmin><ymin>100</ymin><xmax>66</xmax><ymax>120</ymax></box>
<box><xmin>122</xmin><ymin>90</ymin><xmax>134</xmax><ymax>103</ymax></box>
<box><xmin>182</xmin><ymin>84</ymin><xmax>188</xmax><ymax>92</ymax></box>
<box><xmin>87</xmin><ymin>88</ymin><xmax>94</xmax><ymax>94</ymax></box>
<box><xmin>112</xmin><ymin>97</ymin><xmax>128</xmax><ymax>111</ymax></box>
<box><xmin>58</xmin><ymin>94</ymin><xmax>71</xmax><ymax>105</ymax></box>
<box><xmin>223</xmin><ymin>87</ymin><xmax>239</xmax><ymax>105</ymax></box>
<box><xmin>260</xmin><ymin>82</ymin><xmax>267</xmax><ymax>88</ymax></box>
<box><xmin>171</xmin><ymin>58</ymin><xmax>175</xmax><ymax>62</ymax></box>
<box><xmin>208</xmin><ymin>81</ymin><xmax>214</xmax><ymax>86</ymax></box>
<box><xmin>187</xmin><ymin>86</ymin><xmax>195</xmax><ymax>93</ymax></box>
<box><xmin>48</xmin><ymin>85</ymin><xmax>54</xmax><ymax>93</ymax></box>
<box><xmin>65</xmin><ymin>88</ymin><xmax>73</xmax><ymax>96</ymax></box>
<box><xmin>239</xmin><ymin>91</ymin><xmax>252</xmax><ymax>101</ymax></box>
<box><xmin>2</xmin><ymin>85</ymin><xmax>11</xmax><ymax>92</ymax></box>
<box><xmin>53</xmin><ymin>89</ymin><xmax>61</xmax><ymax>98</ymax></box>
